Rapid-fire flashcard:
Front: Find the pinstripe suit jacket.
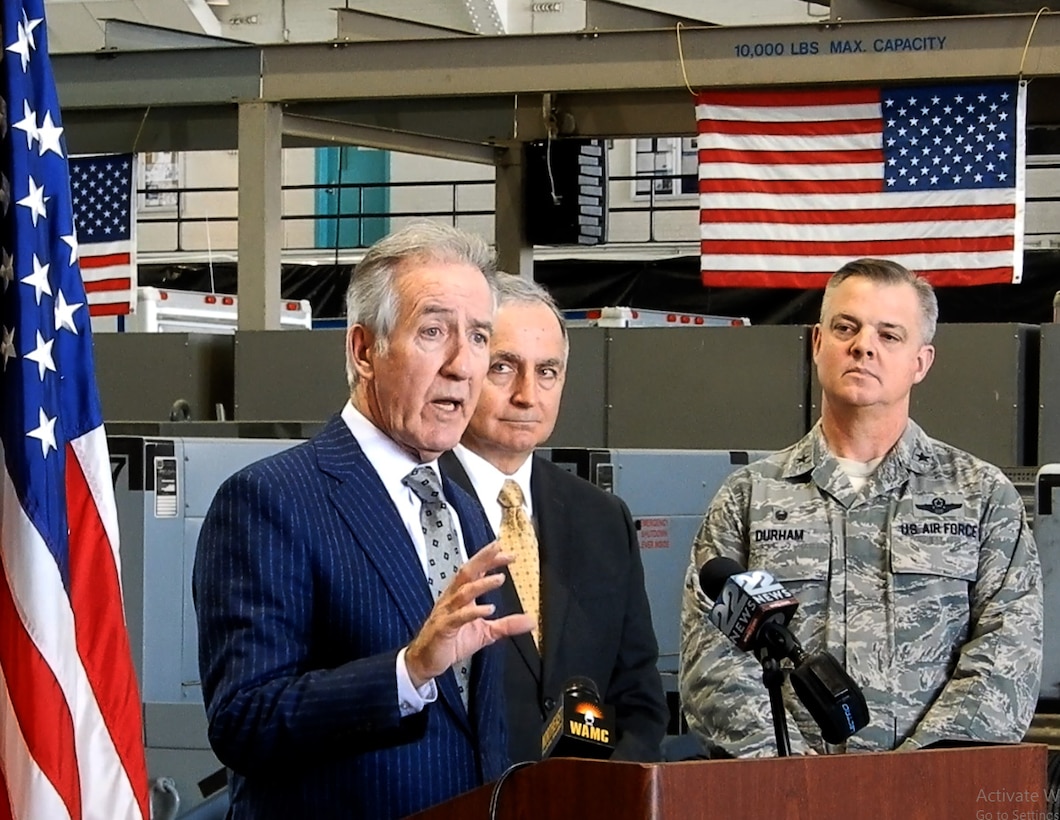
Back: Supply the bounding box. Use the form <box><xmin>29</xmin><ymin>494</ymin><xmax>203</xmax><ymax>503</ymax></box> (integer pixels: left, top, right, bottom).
<box><xmin>192</xmin><ymin>416</ymin><xmax>508</xmax><ymax>819</ymax></box>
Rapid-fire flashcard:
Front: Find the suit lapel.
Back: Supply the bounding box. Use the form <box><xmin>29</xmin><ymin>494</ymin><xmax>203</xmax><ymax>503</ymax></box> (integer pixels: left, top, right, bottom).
<box><xmin>316</xmin><ymin>421</ymin><xmax>470</xmax><ymax>727</ymax></box>
<box><xmin>439</xmin><ymin>451</ymin><xmax>542</xmax><ymax>683</ymax></box>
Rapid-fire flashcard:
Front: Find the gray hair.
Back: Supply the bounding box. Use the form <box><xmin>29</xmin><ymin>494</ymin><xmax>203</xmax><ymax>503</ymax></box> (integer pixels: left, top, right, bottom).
<box><xmin>492</xmin><ymin>272</ymin><xmax>569</xmax><ymax>361</ymax></box>
<box><xmin>821</xmin><ymin>258</ymin><xmax>939</xmax><ymax>344</ymax></box>
<box><xmin>344</xmin><ymin>221</ymin><xmax>497</xmax><ymax>389</ymax></box>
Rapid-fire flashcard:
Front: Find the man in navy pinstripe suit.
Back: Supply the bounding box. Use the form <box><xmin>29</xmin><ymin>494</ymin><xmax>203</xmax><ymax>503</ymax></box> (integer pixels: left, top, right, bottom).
<box><xmin>193</xmin><ymin>222</ymin><xmax>534</xmax><ymax>819</ymax></box>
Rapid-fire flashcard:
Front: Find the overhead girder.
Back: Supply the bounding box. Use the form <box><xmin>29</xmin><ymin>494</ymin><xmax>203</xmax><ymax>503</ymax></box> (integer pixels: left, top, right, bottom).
<box><xmin>53</xmin><ymin>11</ymin><xmax>1060</xmax><ymax>156</ymax></box>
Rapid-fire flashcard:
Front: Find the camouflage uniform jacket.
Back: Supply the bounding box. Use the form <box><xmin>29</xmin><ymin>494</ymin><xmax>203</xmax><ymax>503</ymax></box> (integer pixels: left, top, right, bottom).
<box><xmin>679</xmin><ymin>420</ymin><xmax>1042</xmax><ymax>757</ymax></box>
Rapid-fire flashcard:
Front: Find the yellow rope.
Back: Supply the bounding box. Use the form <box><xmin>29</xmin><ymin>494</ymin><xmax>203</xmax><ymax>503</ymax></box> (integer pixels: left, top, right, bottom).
<box><xmin>675</xmin><ymin>22</ymin><xmax>696</xmax><ymax>97</ymax></box>
<box><xmin>1018</xmin><ymin>7</ymin><xmax>1051</xmax><ymax>80</ymax></box>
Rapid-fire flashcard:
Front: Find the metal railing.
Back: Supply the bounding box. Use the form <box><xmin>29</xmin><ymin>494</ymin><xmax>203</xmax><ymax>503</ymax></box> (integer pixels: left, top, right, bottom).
<box><xmin>136</xmin><ymin>170</ymin><xmax>1060</xmax><ymax>261</ymax></box>
<box><xmin>135</xmin><ymin>174</ymin><xmax>703</xmax><ymax>260</ymax></box>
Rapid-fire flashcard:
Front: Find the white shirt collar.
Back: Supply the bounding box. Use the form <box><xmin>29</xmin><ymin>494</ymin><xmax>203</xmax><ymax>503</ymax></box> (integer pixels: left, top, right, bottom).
<box><xmin>340</xmin><ymin>400</ymin><xmax>440</xmax><ymax>491</ymax></box>
<box><xmin>453</xmin><ymin>444</ymin><xmax>533</xmax><ymax>535</ymax></box>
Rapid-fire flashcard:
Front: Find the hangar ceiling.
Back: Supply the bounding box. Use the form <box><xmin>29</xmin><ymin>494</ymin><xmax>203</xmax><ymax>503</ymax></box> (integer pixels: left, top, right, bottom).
<box><xmin>43</xmin><ymin>0</ymin><xmax>813</xmax><ymax>52</ymax></box>
<box><xmin>39</xmin><ymin>1</ymin><xmax>1060</xmax><ymax>325</ymax></box>
<box><xmin>46</xmin><ymin>0</ymin><xmax>1051</xmax><ymax>53</ymax></box>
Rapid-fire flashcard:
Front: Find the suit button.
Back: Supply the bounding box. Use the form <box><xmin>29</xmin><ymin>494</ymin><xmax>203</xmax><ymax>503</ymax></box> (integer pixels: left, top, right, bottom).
<box><xmin>543</xmin><ymin>697</ymin><xmax>556</xmax><ymax>712</ymax></box>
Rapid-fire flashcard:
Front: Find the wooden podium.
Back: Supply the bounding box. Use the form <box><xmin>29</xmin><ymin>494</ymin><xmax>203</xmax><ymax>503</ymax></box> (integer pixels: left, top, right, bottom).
<box><xmin>408</xmin><ymin>743</ymin><xmax>1047</xmax><ymax>820</ymax></box>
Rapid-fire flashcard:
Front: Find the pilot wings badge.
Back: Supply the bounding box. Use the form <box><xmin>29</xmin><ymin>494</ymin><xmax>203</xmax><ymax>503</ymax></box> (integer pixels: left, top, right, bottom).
<box><xmin>915</xmin><ymin>497</ymin><xmax>962</xmax><ymax>515</ymax></box>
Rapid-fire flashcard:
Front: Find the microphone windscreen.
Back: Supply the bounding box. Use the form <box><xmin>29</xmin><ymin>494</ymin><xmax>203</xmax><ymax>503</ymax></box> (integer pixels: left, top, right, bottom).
<box><xmin>562</xmin><ymin>676</ymin><xmax>601</xmax><ymax>703</ymax></box>
<box><xmin>698</xmin><ymin>556</ymin><xmax>746</xmax><ymax>600</ymax></box>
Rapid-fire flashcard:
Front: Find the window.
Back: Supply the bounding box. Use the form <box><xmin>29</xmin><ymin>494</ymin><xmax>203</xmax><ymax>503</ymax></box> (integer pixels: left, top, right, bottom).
<box><xmin>633</xmin><ymin>137</ymin><xmax>698</xmax><ymax>198</ymax></box>
<box><xmin>141</xmin><ymin>151</ymin><xmax>182</xmax><ymax>211</ymax></box>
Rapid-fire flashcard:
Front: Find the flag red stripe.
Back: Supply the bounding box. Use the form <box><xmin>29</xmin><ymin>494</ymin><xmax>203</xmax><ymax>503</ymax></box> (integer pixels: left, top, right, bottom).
<box><xmin>698</xmin><ymin>88</ymin><xmax>881</xmax><ymax>107</ymax></box>
<box><xmin>87</xmin><ymin>303</ymin><xmax>132</xmax><ymax>318</ymax></box>
<box><xmin>78</xmin><ymin>254</ymin><xmax>130</xmax><ymax>270</ymax></box>
<box><xmin>83</xmin><ymin>279</ymin><xmax>131</xmax><ymax>293</ymax></box>
<box><xmin>0</xmin><ymin>755</ymin><xmax>13</xmax><ymax>820</ymax></box>
<box><xmin>923</xmin><ymin>267</ymin><xmax>1015</xmax><ymax>286</ymax></box>
<box><xmin>699</xmin><ymin>178</ymin><xmax>882</xmax><ymax>195</ymax></box>
<box><xmin>701</xmin><ymin>267</ymin><xmax>1015</xmax><ymax>288</ymax></box>
<box><xmin>699</xmin><ymin>148</ymin><xmax>884</xmax><ymax>165</ymax></box>
<box><xmin>701</xmin><ymin>235</ymin><xmax>1014</xmax><ymax>256</ymax></box>
<box><xmin>697</xmin><ymin>118</ymin><xmax>880</xmax><ymax>137</ymax></box>
<box><xmin>701</xmin><ymin>270</ymin><xmax>834</xmax><ymax>288</ymax></box>
<box><xmin>66</xmin><ymin>446</ymin><xmax>150</xmax><ymax>820</ymax></box>
<box><xmin>700</xmin><ymin>204</ymin><xmax>1016</xmax><ymax>224</ymax></box>
<box><xmin>0</xmin><ymin>559</ymin><xmax>81</xmax><ymax>820</ymax></box>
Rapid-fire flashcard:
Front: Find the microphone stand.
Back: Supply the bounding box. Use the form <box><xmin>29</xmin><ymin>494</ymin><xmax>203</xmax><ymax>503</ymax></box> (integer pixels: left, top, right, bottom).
<box><xmin>755</xmin><ymin>621</ymin><xmax>804</xmax><ymax>758</ymax></box>
<box><xmin>758</xmin><ymin>650</ymin><xmax>791</xmax><ymax>757</ymax></box>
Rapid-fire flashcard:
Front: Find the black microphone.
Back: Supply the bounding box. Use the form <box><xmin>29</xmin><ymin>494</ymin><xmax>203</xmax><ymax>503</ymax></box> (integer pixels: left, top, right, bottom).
<box><xmin>541</xmin><ymin>677</ymin><xmax>615</xmax><ymax>760</ymax></box>
<box><xmin>789</xmin><ymin>652</ymin><xmax>870</xmax><ymax>744</ymax></box>
<box><xmin>697</xmin><ymin>557</ymin><xmax>869</xmax><ymax>744</ymax></box>
<box><xmin>698</xmin><ymin>557</ymin><xmax>799</xmax><ymax>653</ymax></box>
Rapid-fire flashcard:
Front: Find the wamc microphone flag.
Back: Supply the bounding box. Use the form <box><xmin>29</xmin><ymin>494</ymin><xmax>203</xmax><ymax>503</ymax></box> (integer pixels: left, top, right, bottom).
<box><xmin>0</xmin><ymin>2</ymin><xmax>150</xmax><ymax>819</ymax></box>
<box><xmin>696</xmin><ymin>80</ymin><xmax>1026</xmax><ymax>288</ymax></box>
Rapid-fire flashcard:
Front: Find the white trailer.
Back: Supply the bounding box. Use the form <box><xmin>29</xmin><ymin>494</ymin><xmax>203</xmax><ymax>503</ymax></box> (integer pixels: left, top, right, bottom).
<box><xmin>126</xmin><ymin>287</ymin><xmax>312</xmax><ymax>334</ymax></box>
<box><xmin>562</xmin><ymin>306</ymin><xmax>750</xmax><ymax>328</ymax></box>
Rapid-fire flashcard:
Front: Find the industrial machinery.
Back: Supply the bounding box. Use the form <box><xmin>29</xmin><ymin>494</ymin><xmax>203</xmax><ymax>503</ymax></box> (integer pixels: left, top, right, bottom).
<box><xmin>541</xmin><ymin>447</ymin><xmax>770</xmax><ymax>714</ymax></box>
<box><xmin>110</xmin><ymin>435</ymin><xmax>301</xmax><ymax>817</ymax></box>
<box><xmin>1036</xmin><ymin>465</ymin><xmax>1060</xmax><ymax>703</ymax></box>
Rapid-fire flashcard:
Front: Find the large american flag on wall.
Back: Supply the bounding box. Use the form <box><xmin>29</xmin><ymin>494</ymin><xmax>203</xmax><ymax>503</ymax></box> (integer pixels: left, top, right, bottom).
<box><xmin>696</xmin><ymin>81</ymin><xmax>1026</xmax><ymax>288</ymax></box>
<box><xmin>0</xmin><ymin>2</ymin><xmax>149</xmax><ymax>819</ymax></box>
<box><xmin>69</xmin><ymin>153</ymin><xmax>136</xmax><ymax>316</ymax></box>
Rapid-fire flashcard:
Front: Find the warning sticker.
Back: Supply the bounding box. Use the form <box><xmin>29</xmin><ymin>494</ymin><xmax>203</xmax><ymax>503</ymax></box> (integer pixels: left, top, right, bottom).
<box><xmin>154</xmin><ymin>457</ymin><xmax>178</xmax><ymax>518</ymax></box>
<box><xmin>637</xmin><ymin>517</ymin><xmax>670</xmax><ymax>550</ymax></box>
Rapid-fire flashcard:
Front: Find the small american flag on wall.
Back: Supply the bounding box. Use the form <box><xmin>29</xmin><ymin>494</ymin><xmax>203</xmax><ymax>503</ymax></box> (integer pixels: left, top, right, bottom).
<box><xmin>696</xmin><ymin>81</ymin><xmax>1026</xmax><ymax>288</ymax></box>
<box><xmin>69</xmin><ymin>153</ymin><xmax>137</xmax><ymax>316</ymax></box>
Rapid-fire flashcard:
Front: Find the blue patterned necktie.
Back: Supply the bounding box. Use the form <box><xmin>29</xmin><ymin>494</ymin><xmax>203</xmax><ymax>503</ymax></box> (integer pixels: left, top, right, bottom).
<box><xmin>402</xmin><ymin>465</ymin><xmax>470</xmax><ymax>708</ymax></box>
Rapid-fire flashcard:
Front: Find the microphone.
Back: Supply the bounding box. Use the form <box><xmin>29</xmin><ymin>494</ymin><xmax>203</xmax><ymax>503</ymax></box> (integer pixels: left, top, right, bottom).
<box><xmin>697</xmin><ymin>556</ymin><xmax>869</xmax><ymax>744</ymax></box>
<box><xmin>541</xmin><ymin>677</ymin><xmax>615</xmax><ymax>760</ymax></box>
<box><xmin>790</xmin><ymin>652</ymin><xmax>870</xmax><ymax>745</ymax></box>
<box><xmin>698</xmin><ymin>557</ymin><xmax>799</xmax><ymax>653</ymax></box>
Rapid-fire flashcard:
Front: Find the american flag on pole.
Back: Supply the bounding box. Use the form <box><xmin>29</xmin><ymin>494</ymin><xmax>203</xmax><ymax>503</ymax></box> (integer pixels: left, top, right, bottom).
<box><xmin>69</xmin><ymin>153</ymin><xmax>136</xmax><ymax>317</ymax></box>
<box><xmin>0</xmin><ymin>1</ymin><xmax>149</xmax><ymax>818</ymax></box>
<box><xmin>697</xmin><ymin>81</ymin><xmax>1026</xmax><ymax>288</ymax></box>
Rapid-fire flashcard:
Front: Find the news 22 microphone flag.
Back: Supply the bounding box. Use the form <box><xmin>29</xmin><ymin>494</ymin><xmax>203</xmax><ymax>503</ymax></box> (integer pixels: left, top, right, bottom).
<box><xmin>696</xmin><ymin>80</ymin><xmax>1026</xmax><ymax>288</ymax></box>
<box><xmin>0</xmin><ymin>2</ymin><xmax>150</xmax><ymax>818</ymax></box>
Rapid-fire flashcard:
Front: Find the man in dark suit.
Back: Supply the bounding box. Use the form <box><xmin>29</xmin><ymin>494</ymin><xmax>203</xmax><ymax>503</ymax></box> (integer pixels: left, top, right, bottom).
<box><xmin>439</xmin><ymin>274</ymin><xmax>668</xmax><ymax>764</ymax></box>
<box><xmin>192</xmin><ymin>222</ymin><xmax>534</xmax><ymax>819</ymax></box>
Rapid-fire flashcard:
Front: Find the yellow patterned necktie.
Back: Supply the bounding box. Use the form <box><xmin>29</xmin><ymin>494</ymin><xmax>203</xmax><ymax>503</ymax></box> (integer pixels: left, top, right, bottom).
<box><xmin>497</xmin><ymin>479</ymin><xmax>541</xmax><ymax>649</ymax></box>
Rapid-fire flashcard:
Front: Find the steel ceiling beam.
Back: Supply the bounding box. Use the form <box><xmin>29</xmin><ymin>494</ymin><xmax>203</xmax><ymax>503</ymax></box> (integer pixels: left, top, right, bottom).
<box><xmin>52</xmin><ymin>11</ymin><xmax>1060</xmax><ymax>152</ymax></box>
<box><xmin>282</xmin><ymin>113</ymin><xmax>501</xmax><ymax>163</ymax></box>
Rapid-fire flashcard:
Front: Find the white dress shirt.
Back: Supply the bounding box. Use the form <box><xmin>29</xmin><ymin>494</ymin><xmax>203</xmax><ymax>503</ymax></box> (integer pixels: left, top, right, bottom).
<box><xmin>340</xmin><ymin>401</ymin><xmax>469</xmax><ymax>714</ymax></box>
<box><xmin>452</xmin><ymin>444</ymin><xmax>534</xmax><ymax>535</ymax></box>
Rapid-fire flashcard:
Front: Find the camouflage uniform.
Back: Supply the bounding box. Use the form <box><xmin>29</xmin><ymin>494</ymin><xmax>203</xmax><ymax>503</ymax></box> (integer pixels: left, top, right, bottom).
<box><xmin>679</xmin><ymin>420</ymin><xmax>1042</xmax><ymax>757</ymax></box>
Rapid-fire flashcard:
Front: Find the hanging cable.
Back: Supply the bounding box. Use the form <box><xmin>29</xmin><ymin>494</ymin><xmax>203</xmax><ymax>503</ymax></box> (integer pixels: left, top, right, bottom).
<box><xmin>131</xmin><ymin>105</ymin><xmax>151</xmax><ymax>154</ymax></box>
<box><xmin>1018</xmin><ymin>7</ymin><xmax>1051</xmax><ymax>81</ymax></box>
<box><xmin>675</xmin><ymin>22</ymin><xmax>696</xmax><ymax>97</ymax></box>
